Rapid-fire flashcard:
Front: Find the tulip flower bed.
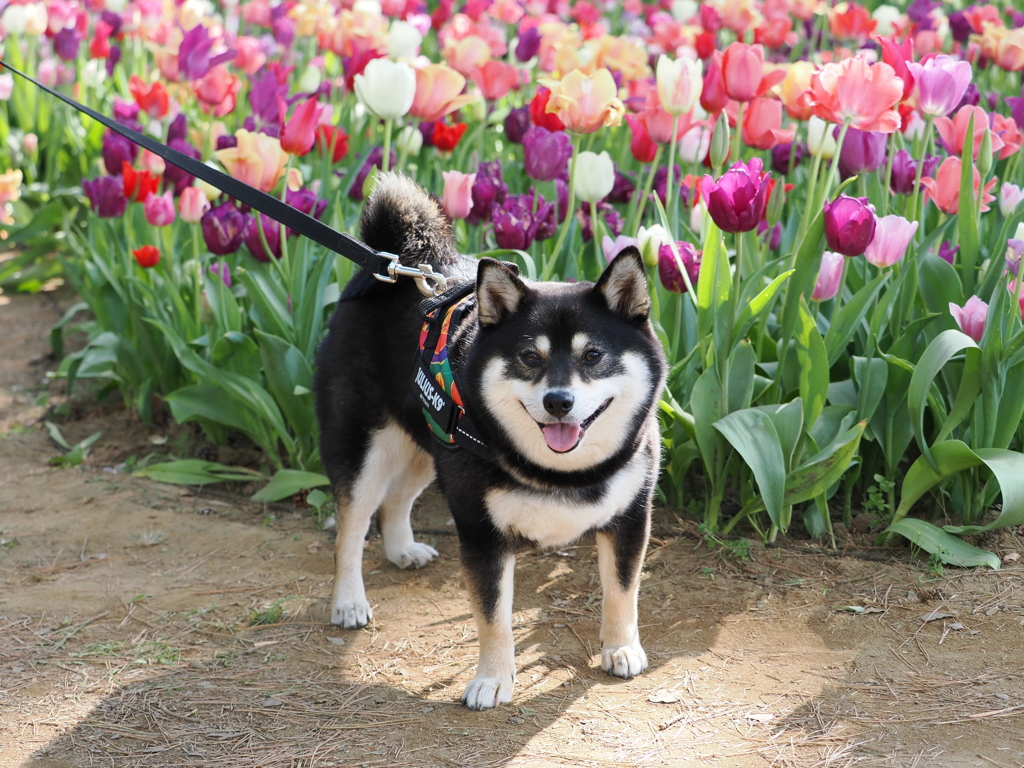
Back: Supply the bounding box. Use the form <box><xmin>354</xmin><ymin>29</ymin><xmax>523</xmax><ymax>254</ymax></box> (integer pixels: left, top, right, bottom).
<box><xmin>2</xmin><ymin>0</ymin><xmax>1024</xmax><ymax>566</ymax></box>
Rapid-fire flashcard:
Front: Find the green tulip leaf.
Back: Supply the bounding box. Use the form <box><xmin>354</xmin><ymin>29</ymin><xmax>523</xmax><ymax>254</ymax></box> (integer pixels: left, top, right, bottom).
<box><xmin>783</xmin><ymin>421</ymin><xmax>865</xmax><ymax>507</ymax></box>
<box><xmin>885</xmin><ymin>519</ymin><xmax>999</xmax><ymax>570</ymax></box>
<box><xmin>713</xmin><ymin>408</ymin><xmax>786</xmax><ymax>528</ymax></box>
<box><xmin>252</xmin><ymin>469</ymin><xmax>331</xmax><ymax>502</ymax></box>
<box><xmin>134</xmin><ymin>459</ymin><xmax>265</xmax><ymax>486</ymax></box>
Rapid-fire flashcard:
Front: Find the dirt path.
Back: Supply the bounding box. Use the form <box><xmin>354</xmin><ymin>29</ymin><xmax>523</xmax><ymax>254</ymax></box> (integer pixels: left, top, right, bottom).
<box><xmin>2</xmin><ymin>289</ymin><xmax>1024</xmax><ymax>768</ymax></box>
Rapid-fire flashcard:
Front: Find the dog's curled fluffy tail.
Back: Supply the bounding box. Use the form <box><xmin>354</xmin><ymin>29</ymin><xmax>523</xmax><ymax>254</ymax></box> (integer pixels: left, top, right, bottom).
<box><xmin>359</xmin><ymin>173</ymin><xmax>461</xmax><ymax>271</ymax></box>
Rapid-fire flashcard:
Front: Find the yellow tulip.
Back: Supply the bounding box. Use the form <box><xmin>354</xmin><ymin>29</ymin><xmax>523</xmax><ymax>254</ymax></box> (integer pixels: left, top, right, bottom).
<box><xmin>542</xmin><ymin>68</ymin><xmax>625</xmax><ymax>134</ymax></box>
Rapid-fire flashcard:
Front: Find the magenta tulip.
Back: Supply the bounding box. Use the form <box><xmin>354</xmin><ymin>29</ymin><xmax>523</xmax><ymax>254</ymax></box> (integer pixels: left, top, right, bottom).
<box><xmin>143</xmin><ymin>190</ymin><xmax>176</xmax><ymax>227</ymax></box>
<box><xmin>824</xmin><ymin>195</ymin><xmax>876</xmax><ymax>257</ymax></box>
<box><xmin>699</xmin><ymin>158</ymin><xmax>770</xmax><ymax>234</ymax></box>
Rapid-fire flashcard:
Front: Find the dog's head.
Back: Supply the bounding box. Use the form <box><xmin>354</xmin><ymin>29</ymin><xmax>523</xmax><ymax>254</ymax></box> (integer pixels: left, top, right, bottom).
<box><xmin>466</xmin><ymin>248</ymin><xmax>667</xmax><ymax>477</ymax></box>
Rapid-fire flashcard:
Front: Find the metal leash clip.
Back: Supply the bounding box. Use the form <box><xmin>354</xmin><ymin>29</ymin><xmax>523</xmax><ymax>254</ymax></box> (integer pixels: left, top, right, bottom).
<box><xmin>373</xmin><ymin>252</ymin><xmax>448</xmax><ymax>297</ymax></box>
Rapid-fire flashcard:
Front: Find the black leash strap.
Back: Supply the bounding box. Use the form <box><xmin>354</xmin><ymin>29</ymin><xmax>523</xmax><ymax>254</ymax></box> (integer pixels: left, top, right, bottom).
<box><xmin>0</xmin><ymin>59</ymin><xmax>447</xmax><ymax>296</ymax></box>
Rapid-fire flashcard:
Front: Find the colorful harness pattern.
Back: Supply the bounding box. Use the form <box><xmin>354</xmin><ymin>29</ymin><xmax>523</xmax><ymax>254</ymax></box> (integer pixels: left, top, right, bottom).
<box><xmin>417</xmin><ymin>294</ymin><xmax>473</xmax><ymax>443</ymax></box>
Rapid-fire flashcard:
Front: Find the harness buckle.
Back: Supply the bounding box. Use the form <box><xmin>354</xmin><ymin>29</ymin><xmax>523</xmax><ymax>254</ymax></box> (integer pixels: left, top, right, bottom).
<box><xmin>372</xmin><ymin>252</ymin><xmax>449</xmax><ymax>297</ymax></box>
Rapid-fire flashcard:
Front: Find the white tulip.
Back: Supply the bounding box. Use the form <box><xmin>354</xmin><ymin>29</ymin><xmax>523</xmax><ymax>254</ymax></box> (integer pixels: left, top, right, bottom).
<box><xmin>2</xmin><ymin>4</ymin><xmax>26</xmax><ymax>34</ymax></box>
<box><xmin>807</xmin><ymin>116</ymin><xmax>837</xmax><ymax>159</ymax></box>
<box><xmin>1000</xmin><ymin>183</ymin><xmax>1024</xmax><ymax>219</ymax></box>
<box><xmin>387</xmin><ymin>20</ymin><xmax>422</xmax><ymax>61</ymax></box>
<box><xmin>299</xmin><ymin>64</ymin><xmax>322</xmax><ymax>94</ymax></box>
<box><xmin>573</xmin><ymin>151</ymin><xmax>615</xmax><ymax>204</ymax></box>
<box><xmin>354</xmin><ymin>59</ymin><xmax>416</xmax><ymax>120</ymax></box>
<box><xmin>638</xmin><ymin>224</ymin><xmax>672</xmax><ymax>267</ymax></box>
<box><xmin>396</xmin><ymin>124</ymin><xmax>423</xmax><ymax>156</ymax></box>
<box><xmin>23</xmin><ymin>2</ymin><xmax>47</xmax><ymax>35</ymax></box>
<box><xmin>871</xmin><ymin>5</ymin><xmax>902</xmax><ymax>37</ymax></box>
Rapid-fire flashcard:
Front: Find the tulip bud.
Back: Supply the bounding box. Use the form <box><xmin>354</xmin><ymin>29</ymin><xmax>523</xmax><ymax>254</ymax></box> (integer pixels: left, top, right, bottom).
<box><xmin>362</xmin><ymin>165</ymin><xmax>380</xmax><ymax>200</ymax></box>
<box><xmin>573</xmin><ymin>151</ymin><xmax>615</xmax><ymax>204</ymax></box>
<box><xmin>1000</xmin><ymin>183</ymin><xmax>1024</xmax><ymax>218</ymax></box>
<box><xmin>396</xmin><ymin>124</ymin><xmax>423</xmax><ymax>156</ymax></box>
<box><xmin>709</xmin><ymin>112</ymin><xmax>730</xmax><ymax>169</ymax></box>
<box><xmin>766</xmin><ymin>179</ymin><xmax>785</xmax><ymax>224</ymax></box>
<box><xmin>949</xmin><ymin>296</ymin><xmax>988</xmax><ymax>343</ymax></box>
<box><xmin>638</xmin><ymin>224</ymin><xmax>672</xmax><ymax>267</ymax></box>
<box><xmin>179</xmin><ymin>187</ymin><xmax>211</xmax><ymax>223</ymax></box>
<box><xmin>977</xmin><ymin>129</ymin><xmax>993</xmax><ymax>178</ymax></box>
<box><xmin>823</xmin><ymin>195</ymin><xmax>876</xmax><ymax>257</ymax></box>
<box><xmin>0</xmin><ymin>74</ymin><xmax>13</xmax><ymax>101</ymax></box>
<box><xmin>442</xmin><ymin>171</ymin><xmax>476</xmax><ymax>220</ymax></box>
<box><xmin>812</xmin><ymin>251</ymin><xmax>844</xmax><ymax>302</ymax></box>
<box><xmin>22</xmin><ymin>133</ymin><xmax>37</xmax><ymax>154</ymax></box>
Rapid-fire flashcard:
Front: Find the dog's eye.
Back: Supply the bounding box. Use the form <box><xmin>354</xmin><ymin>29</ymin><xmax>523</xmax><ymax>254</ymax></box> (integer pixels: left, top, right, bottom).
<box><xmin>583</xmin><ymin>349</ymin><xmax>603</xmax><ymax>364</ymax></box>
<box><xmin>520</xmin><ymin>350</ymin><xmax>542</xmax><ymax>366</ymax></box>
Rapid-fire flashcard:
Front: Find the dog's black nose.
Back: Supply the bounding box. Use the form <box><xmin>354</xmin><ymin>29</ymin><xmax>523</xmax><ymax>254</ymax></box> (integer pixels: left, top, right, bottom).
<box><xmin>543</xmin><ymin>390</ymin><xmax>574</xmax><ymax>417</ymax></box>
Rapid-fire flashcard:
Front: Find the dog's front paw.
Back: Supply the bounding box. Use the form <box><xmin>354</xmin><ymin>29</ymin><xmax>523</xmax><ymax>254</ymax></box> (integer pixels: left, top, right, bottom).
<box><xmin>385</xmin><ymin>541</ymin><xmax>439</xmax><ymax>570</ymax></box>
<box><xmin>601</xmin><ymin>642</ymin><xmax>648</xmax><ymax>679</ymax></box>
<box><xmin>462</xmin><ymin>675</ymin><xmax>515</xmax><ymax>710</ymax></box>
<box><xmin>331</xmin><ymin>596</ymin><xmax>373</xmax><ymax>629</ymax></box>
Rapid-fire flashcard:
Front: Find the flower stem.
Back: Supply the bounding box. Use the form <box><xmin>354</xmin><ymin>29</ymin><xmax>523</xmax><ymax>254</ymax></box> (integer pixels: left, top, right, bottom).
<box><xmin>731</xmin><ymin>101</ymin><xmax>744</xmax><ymax>166</ymax></box>
<box><xmin>549</xmin><ymin>134</ymin><xmax>581</xmax><ymax>275</ymax></box>
<box><xmin>667</xmin><ymin>114</ymin><xmax>680</xmax><ymax>232</ymax></box>
<box><xmin>632</xmin><ymin>146</ymin><xmax>664</xmax><ymax>234</ymax></box>
<box><xmin>192</xmin><ymin>223</ymin><xmax>203</xmax><ymax>331</ymax></box>
<box><xmin>819</xmin><ymin>118</ymin><xmax>851</xmax><ymax>206</ymax></box>
<box><xmin>908</xmin><ymin>116</ymin><xmax>935</xmax><ymax>239</ymax></box>
<box><xmin>381</xmin><ymin>118</ymin><xmax>393</xmax><ymax>174</ymax></box>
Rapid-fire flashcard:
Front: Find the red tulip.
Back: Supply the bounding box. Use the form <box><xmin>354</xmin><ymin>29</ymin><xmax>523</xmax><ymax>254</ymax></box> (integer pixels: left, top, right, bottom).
<box><xmin>720</xmin><ymin>43</ymin><xmax>785</xmax><ymax>103</ymax></box>
<box><xmin>132</xmin><ymin>245</ymin><xmax>160</xmax><ymax>268</ymax></box>
<box><xmin>122</xmin><ymin>162</ymin><xmax>161</xmax><ymax>203</ymax></box>
<box><xmin>530</xmin><ymin>87</ymin><xmax>565</xmax><ymax>132</ymax></box>
<box><xmin>741</xmin><ymin>97</ymin><xmax>795</xmax><ymax>150</ymax></box>
<box><xmin>315</xmin><ymin>124</ymin><xmax>349</xmax><ymax>163</ymax></box>
<box><xmin>280</xmin><ymin>97</ymin><xmax>325</xmax><ymax>156</ymax></box>
<box><xmin>471</xmin><ymin>60</ymin><xmax>520</xmax><ymax>101</ymax></box>
<box><xmin>128</xmin><ymin>76</ymin><xmax>170</xmax><ymax>119</ymax></box>
<box><xmin>700</xmin><ymin>51</ymin><xmax>730</xmax><ymax>114</ymax></box>
<box><xmin>625</xmin><ymin>114</ymin><xmax>658</xmax><ymax>163</ymax></box>
<box><xmin>432</xmin><ymin>121</ymin><xmax>468</xmax><ymax>153</ymax></box>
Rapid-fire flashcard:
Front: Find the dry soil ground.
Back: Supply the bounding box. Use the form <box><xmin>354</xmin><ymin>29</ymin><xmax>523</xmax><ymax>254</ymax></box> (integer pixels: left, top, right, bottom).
<box><xmin>2</xmin><ymin>287</ymin><xmax>1024</xmax><ymax>768</ymax></box>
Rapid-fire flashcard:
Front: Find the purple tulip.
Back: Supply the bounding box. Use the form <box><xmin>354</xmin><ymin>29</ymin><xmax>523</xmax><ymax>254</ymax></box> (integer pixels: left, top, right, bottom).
<box><xmin>1012</xmin><ymin>10</ymin><xmax>1024</xmax><ymax>28</ymax></box>
<box><xmin>102</xmin><ymin>130</ymin><xmax>138</xmax><ymax>176</ymax></box>
<box><xmin>608</xmin><ymin>170</ymin><xmax>635</xmax><ymax>204</ymax></box>
<box><xmin>178</xmin><ymin>24</ymin><xmax>236</xmax><ymax>81</ymax></box>
<box><xmin>516</xmin><ymin>26</ymin><xmax>542</xmax><ymax>63</ymax></box>
<box><xmin>555</xmin><ymin>175</ymin><xmax>569</xmax><ymax>223</ymax></box>
<box><xmin>700</xmin><ymin>158</ymin><xmax>771</xmax><ymax>234</ymax></box>
<box><xmin>523</xmin><ymin>126</ymin><xmax>572</xmax><ymax>182</ymax></box>
<box><xmin>503</xmin><ymin>106</ymin><xmax>530</xmax><ymax>144</ymax></box>
<box><xmin>167</xmin><ymin>114</ymin><xmax>187</xmax><ymax>143</ymax></box>
<box><xmin>202</xmin><ymin>202</ymin><xmax>248</xmax><ymax>255</ymax></box>
<box><xmin>890</xmin><ymin>150</ymin><xmax>939</xmax><ymax>195</ymax></box>
<box><xmin>112</xmin><ymin>98</ymin><xmax>141</xmax><ymax>131</ymax></box>
<box><xmin>770</xmin><ymin>142</ymin><xmax>805</xmax><ymax>175</ymax></box>
<box><xmin>948</xmin><ymin>9</ymin><xmax>972</xmax><ymax>44</ymax></box>
<box><xmin>82</xmin><ymin>176</ymin><xmax>127</xmax><ymax>218</ymax></box>
<box><xmin>824</xmin><ymin>195</ymin><xmax>876</xmax><ymax>257</ymax></box>
<box><xmin>287</xmin><ymin>187</ymin><xmax>327</xmax><ymax>221</ymax></box>
<box><xmin>105</xmin><ymin>45</ymin><xmax>121</xmax><ymax>77</ymax></box>
<box><xmin>907</xmin><ymin>0</ymin><xmax>940</xmax><ymax>31</ymax></box>
<box><xmin>1008</xmin><ymin>239</ymin><xmax>1024</xmax><ymax>277</ymax></box>
<box><xmin>1007</xmin><ymin>84</ymin><xmax>1024</xmax><ymax>132</ymax></box>
<box><xmin>908</xmin><ymin>55</ymin><xmax>974</xmax><ymax>117</ymax></box>
<box><xmin>248</xmin><ymin>71</ymin><xmax>287</xmax><ymax>128</ymax></box>
<box><xmin>54</xmin><ymin>29</ymin><xmax>81</xmax><ymax>62</ymax></box>
<box><xmin>101</xmin><ymin>10</ymin><xmax>123</xmax><ymax>36</ymax></box>
<box><xmin>467</xmin><ymin>160</ymin><xmax>507</xmax><ymax>225</ymax></box>
<box><xmin>837</xmin><ymin>128</ymin><xmax>887</xmax><ymax>178</ymax></box>
<box><xmin>653</xmin><ymin>164</ymin><xmax>681</xmax><ymax>207</ymax></box>
<box><xmin>164</xmin><ymin>139</ymin><xmax>201</xmax><ymax>195</ymax></box>
<box><xmin>492</xmin><ymin>195</ymin><xmax>539</xmax><ymax>251</ymax></box>
<box><xmin>758</xmin><ymin>220</ymin><xmax>782</xmax><ymax>252</ymax></box>
<box><xmin>530</xmin><ymin>193</ymin><xmax>557</xmax><ymax>241</ymax></box>
<box><xmin>216</xmin><ymin>135</ymin><xmax>238</xmax><ymax>151</ymax></box>
<box><xmin>579</xmin><ymin>202</ymin><xmax>623</xmax><ymax>243</ymax></box>
<box><xmin>954</xmin><ymin>83</ymin><xmax>981</xmax><ymax>114</ymax></box>
<box><xmin>658</xmin><ymin>241</ymin><xmax>701</xmax><ymax>294</ymax></box>
<box><xmin>209</xmin><ymin>261</ymin><xmax>232</xmax><ymax>288</ymax></box>
<box><xmin>272</xmin><ymin>14</ymin><xmax>296</xmax><ymax>48</ymax></box>
<box><xmin>244</xmin><ymin>212</ymin><xmax>283</xmax><ymax>262</ymax></box>
<box><xmin>938</xmin><ymin>240</ymin><xmax>959</xmax><ymax>265</ymax></box>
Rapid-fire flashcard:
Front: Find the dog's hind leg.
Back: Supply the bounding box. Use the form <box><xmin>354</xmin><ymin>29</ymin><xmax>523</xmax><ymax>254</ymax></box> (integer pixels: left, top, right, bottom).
<box><xmin>331</xmin><ymin>421</ymin><xmax>427</xmax><ymax>628</ymax></box>
<box><xmin>596</xmin><ymin>489</ymin><xmax>651</xmax><ymax>679</ymax></box>
<box><xmin>380</xmin><ymin>438</ymin><xmax>437</xmax><ymax>570</ymax></box>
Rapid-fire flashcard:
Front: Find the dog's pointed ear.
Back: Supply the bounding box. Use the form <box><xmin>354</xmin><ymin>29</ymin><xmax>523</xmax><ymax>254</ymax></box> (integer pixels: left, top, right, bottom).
<box><xmin>476</xmin><ymin>258</ymin><xmax>526</xmax><ymax>326</ymax></box>
<box><xmin>594</xmin><ymin>247</ymin><xmax>650</xmax><ymax>320</ymax></box>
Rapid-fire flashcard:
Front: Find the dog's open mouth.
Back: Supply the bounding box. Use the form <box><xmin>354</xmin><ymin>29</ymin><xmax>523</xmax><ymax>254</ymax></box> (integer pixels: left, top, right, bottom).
<box><xmin>538</xmin><ymin>398</ymin><xmax>612</xmax><ymax>453</ymax></box>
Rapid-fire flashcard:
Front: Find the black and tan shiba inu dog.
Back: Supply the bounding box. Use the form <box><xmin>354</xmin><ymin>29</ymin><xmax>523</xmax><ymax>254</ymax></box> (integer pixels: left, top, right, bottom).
<box><xmin>314</xmin><ymin>174</ymin><xmax>667</xmax><ymax>710</ymax></box>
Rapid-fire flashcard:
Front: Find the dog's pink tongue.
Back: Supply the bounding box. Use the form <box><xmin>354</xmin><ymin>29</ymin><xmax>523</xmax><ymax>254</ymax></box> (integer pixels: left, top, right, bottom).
<box><xmin>542</xmin><ymin>422</ymin><xmax>582</xmax><ymax>452</ymax></box>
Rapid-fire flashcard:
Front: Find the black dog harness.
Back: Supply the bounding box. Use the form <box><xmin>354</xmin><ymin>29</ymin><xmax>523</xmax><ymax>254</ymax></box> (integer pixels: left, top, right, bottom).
<box><xmin>406</xmin><ymin>283</ymin><xmax>493</xmax><ymax>462</ymax></box>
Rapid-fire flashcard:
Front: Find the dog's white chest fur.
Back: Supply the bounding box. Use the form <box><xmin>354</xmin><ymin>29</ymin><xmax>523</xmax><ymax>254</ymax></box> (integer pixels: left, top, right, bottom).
<box><xmin>484</xmin><ymin>451</ymin><xmax>649</xmax><ymax>548</ymax></box>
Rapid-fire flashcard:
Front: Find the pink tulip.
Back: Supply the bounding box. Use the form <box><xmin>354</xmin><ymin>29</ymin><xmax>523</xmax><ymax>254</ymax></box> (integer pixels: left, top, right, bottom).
<box><xmin>281</xmin><ymin>97</ymin><xmax>325</xmax><ymax>156</ymax></box>
<box><xmin>602</xmin><ymin>235</ymin><xmax>639</xmax><ymax>263</ymax></box>
<box><xmin>949</xmin><ymin>296</ymin><xmax>988</xmax><ymax>342</ymax></box>
<box><xmin>812</xmin><ymin>250</ymin><xmax>844</xmax><ymax>301</ymax></box>
<box><xmin>907</xmin><ymin>55</ymin><xmax>973</xmax><ymax>117</ymax></box>
<box><xmin>441</xmin><ymin>171</ymin><xmax>476</xmax><ymax>220</ymax></box>
<box><xmin>143</xmin><ymin>190</ymin><xmax>176</xmax><ymax>227</ymax></box>
<box><xmin>178</xmin><ymin>187</ymin><xmax>211</xmax><ymax>223</ymax></box>
<box><xmin>471</xmin><ymin>60</ymin><xmax>520</xmax><ymax>101</ymax></box>
<box><xmin>864</xmin><ymin>214</ymin><xmax>918</xmax><ymax>268</ymax></box>
<box><xmin>934</xmin><ymin>105</ymin><xmax>1004</xmax><ymax>159</ymax></box>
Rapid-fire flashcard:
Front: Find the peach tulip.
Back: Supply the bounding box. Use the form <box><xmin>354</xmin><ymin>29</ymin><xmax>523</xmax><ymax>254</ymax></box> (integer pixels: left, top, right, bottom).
<box><xmin>178</xmin><ymin>187</ymin><xmax>210</xmax><ymax>223</ymax></box>
<box><xmin>720</xmin><ymin>43</ymin><xmax>786</xmax><ymax>104</ymax></box>
<box><xmin>215</xmin><ymin>129</ymin><xmax>288</xmax><ymax>193</ymax></box>
<box><xmin>444</xmin><ymin>35</ymin><xmax>492</xmax><ymax>77</ymax></box>
<box><xmin>807</xmin><ymin>55</ymin><xmax>904</xmax><ymax>132</ymax></box>
<box><xmin>409</xmin><ymin>63</ymin><xmax>477</xmax><ymax>123</ymax></box>
<box><xmin>441</xmin><ymin>171</ymin><xmax>475</xmax><ymax>220</ymax></box>
<box><xmin>741</xmin><ymin>97</ymin><xmax>795</xmax><ymax>150</ymax></box>
<box><xmin>194</xmin><ymin>65</ymin><xmax>241</xmax><ymax>118</ymax></box>
<box><xmin>934</xmin><ymin>105</ymin><xmax>1004</xmax><ymax>160</ymax></box>
<box><xmin>920</xmin><ymin>156</ymin><xmax>997</xmax><ymax>215</ymax></box>
<box><xmin>778</xmin><ymin>61</ymin><xmax>817</xmax><ymax>121</ymax></box>
<box><xmin>542</xmin><ymin>68</ymin><xmax>625</xmax><ymax>134</ymax></box>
